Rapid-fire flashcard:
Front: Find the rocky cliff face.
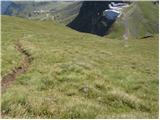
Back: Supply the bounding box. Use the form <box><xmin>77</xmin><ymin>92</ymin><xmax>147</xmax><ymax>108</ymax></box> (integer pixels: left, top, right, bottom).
<box><xmin>67</xmin><ymin>1</ymin><xmax>122</xmax><ymax>36</ymax></box>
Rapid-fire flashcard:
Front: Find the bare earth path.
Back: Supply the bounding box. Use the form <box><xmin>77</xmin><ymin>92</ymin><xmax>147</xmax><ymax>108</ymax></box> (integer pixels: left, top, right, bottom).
<box><xmin>1</xmin><ymin>41</ymin><xmax>33</xmax><ymax>93</ymax></box>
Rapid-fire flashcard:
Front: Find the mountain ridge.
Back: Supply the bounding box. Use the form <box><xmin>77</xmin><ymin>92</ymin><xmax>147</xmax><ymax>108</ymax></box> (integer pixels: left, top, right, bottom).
<box><xmin>68</xmin><ymin>1</ymin><xmax>159</xmax><ymax>38</ymax></box>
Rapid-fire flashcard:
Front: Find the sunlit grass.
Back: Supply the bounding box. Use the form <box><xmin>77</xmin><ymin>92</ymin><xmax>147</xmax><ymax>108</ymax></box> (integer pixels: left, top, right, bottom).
<box><xmin>1</xmin><ymin>15</ymin><xmax>159</xmax><ymax>118</ymax></box>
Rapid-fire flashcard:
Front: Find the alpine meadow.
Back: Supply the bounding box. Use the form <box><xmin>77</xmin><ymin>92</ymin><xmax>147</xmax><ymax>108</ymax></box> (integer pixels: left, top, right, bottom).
<box><xmin>1</xmin><ymin>0</ymin><xmax>159</xmax><ymax>119</ymax></box>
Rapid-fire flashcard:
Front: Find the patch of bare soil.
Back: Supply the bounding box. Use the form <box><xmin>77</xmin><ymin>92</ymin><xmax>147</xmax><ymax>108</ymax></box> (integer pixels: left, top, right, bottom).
<box><xmin>1</xmin><ymin>42</ymin><xmax>33</xmax><ymax>93</ymax></box>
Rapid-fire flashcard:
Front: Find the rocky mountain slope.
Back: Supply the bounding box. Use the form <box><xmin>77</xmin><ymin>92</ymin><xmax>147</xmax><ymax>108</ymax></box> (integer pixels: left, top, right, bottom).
<box><xmin>1</xmin><ymin>1</ymin><xmax>73</xmax><ymax>19</ymax></box>
<box><xmin>1</xmin><ymin>1</ymin><xmax>22</xmax><ymax>15</ymax></box>
<box><xmin>51</xmin><ymin>1</ymin><xmax>82</xmax><ymax>24</ymax></box>
<box><xmin>67</xmin><ymin>1</ymin><xmax>113</xmax><ymax>36</ymax></box>
<box><xmin>68</xmin><ymin>1</ymin><xmax>159</xmax><ymax>38</ymax></box>
<box><xmin>1</xmin><ymin>1</ymin><xmax>159</xmax><ymax>38</ymax></box>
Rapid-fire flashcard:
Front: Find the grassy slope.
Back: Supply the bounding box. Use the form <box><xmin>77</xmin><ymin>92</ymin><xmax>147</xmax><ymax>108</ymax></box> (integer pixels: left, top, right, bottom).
<box><xmin>107</xmin><ymin>1</ymin><xmax>159</xmax><ymax>39</ymax></box>
<box><xmin>1</xmin><ymin>16</ymin><xmax>159</xmax><ymax>118</ymax></box>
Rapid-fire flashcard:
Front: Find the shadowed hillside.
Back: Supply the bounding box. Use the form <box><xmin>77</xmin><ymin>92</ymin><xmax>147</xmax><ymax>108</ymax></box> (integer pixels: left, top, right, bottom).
<box><xmin>67</xmin><ymin>1</ymin><xmax>112</xmax><ymax>36</ymax></box>
<box><xmin>68</xmin><ymin>1</ymin><xmax>159</xmax><ymax>38</ymax></box>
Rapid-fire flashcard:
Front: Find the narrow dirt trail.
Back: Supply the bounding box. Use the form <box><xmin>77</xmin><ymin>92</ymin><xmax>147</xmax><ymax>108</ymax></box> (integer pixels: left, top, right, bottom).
<box><xmin>1</xmin><ymin>41</ymin><xmax>33</xmax><ymax>93</ymax></box>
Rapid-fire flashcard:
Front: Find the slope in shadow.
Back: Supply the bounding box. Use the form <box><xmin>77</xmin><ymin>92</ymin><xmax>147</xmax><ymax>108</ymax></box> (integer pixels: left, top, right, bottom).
<box><xmin>67</xmin><ymin>1</ymin><xmax>121</xmax><ymax>36</ymax></box>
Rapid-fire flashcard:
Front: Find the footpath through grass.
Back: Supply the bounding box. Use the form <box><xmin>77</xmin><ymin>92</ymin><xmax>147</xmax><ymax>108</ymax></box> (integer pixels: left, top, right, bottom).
<box><xmin>1</xmin><ymin>16</ymin><xmax>159</xmax><ymax>118</ymax></box>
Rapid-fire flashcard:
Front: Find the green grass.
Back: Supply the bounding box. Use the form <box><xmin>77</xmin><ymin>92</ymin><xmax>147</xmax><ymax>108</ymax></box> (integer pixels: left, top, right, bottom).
<box><xmin>1</xmin><ymin>15</ymin><xmax>159</xmax><ymax>118</ymax></box>
<box><xmin>108</xmin><ymin>1</ymin><xmax>159</xmax><ymax>39</ymax></box>
<box><xmin>107</xmin><ymin>18</ymin><xmax>125</xmax><ymax>39</ymax></box>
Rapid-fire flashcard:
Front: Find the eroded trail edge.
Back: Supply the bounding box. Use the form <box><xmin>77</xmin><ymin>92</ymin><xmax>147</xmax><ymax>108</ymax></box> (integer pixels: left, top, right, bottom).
<box><xmin>1</xmin><ymin>42</ymin><xmax>33</xmax><ymax>92</ymax></box>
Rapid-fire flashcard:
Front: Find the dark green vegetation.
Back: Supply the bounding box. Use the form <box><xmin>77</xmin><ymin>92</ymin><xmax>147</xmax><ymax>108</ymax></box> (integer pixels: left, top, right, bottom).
<box><xmin>1</xmin><ymin>16</ymin><xmax>158</xmax><ymax>118</ymax></box>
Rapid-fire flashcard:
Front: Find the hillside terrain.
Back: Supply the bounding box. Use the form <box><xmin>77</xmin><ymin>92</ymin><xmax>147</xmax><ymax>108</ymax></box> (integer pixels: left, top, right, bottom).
<box><xmin>1</xmin><ymin>16</ymin><xmax>159</xmax><ymax>118</ymax></box>
<box><xmin>108</xmin><ymin>1</ymin><xmax>159</xmax><ymax>39</ymax></box>
<box><xmin>1</xmin><ymin>1</ymin><xmax>159</xmax><ymax>39</ymax></box>
<box><xmin>68</xmin><ymin>1</ymin><xmax>159</xmax><ymax>38</ymax></box>
<box><xmin>51</xmin><ymin>1</ymin><xmax>82</xmax><ymax>24</ymax></box>
<box><xmin>1</xmin><ymin>1</ymin><xmax>73</xmax><ymax>19</ymax></box>
<box><xmin>68</xmin><ymin>1</ymin><xmax>112</xmax><ymax>36</ymax></box>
